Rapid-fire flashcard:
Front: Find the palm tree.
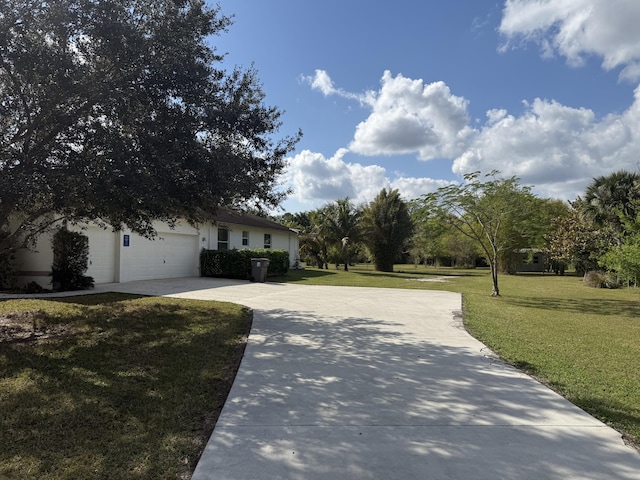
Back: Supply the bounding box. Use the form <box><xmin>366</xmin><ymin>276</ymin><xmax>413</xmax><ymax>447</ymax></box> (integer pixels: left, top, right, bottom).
<box><xmin>322</xmin><ymin>198</ymin><xmax>363</xmax><ymax>271</ymax></box>
<box><xmin>362</xmin><ymin>189</ymin><xmax>414</xmax><ymax>272</ymax></box>
<box><xmin>583</xmin><ymin>171</ymin><xmax>640</xmax><ymax>233</ymax></box>
<box><xmin>299</xmin><ymin>209</ymin><xmax>330</xmax><ymax>268</ymax></box>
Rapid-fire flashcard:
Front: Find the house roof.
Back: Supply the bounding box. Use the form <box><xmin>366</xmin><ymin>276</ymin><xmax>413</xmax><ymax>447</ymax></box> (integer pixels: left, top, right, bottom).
<box><xmin>213</xmin><ymin>208</ymin><xmax>294</xmax><ymax>233</ymax></box>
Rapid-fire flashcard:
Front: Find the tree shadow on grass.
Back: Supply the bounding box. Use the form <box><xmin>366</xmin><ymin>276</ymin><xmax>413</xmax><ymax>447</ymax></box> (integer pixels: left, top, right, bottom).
<box><xmin>269</xmin><ymin>269</ymin><xmax>338</xmax><ymax>283</ymax></box>
<box><xmin>0</xmin><ymin>298</ymin><xmax>251</xmax><ymax>479</ymax></box>
<box><xmin>393</xmin><ymin>268</ymin><xmax>487</xmax><ymax>277</ymax></box>
<box><xmin>349</xmin><ymin>271</ymin><xmax>422</xmax><ymax>281</ymax></box>
<box><xmin>349</xmin><ymin>268</ymin><xmax>483</xmax><ymax>281</ymax></box>
<box><xmin>507</xmin><ymin>360</ymin><xmax>640</xmax><ymax>450</ymax></box>
<box><xmin>48</xmin><ymin>292</ymin><xmax>147</xmax><ymax>305</ymax></box>
<box><xmin>573</xmin><ymin>396</ymin><xmax>640</xmax><ymax>450</ymax></box>
<box><xmin>508</xmin><ymin>271</ymin><xmax>579</xmax><ymax>277</ymax></box>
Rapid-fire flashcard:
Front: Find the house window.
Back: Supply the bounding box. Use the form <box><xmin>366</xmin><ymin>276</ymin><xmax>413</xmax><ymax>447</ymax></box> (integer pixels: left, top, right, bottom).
<box><xmin>217</xmin><ymin>228</ymin><xmax>229</xmax><ymax>250</ymax></box>
<box><xmin>242</xmin><ymin>231</ymin><xmax>249</xmax><ymax>246</ymax></box>
<box><xmin>264</xmin><ymin>233</ymin><xmax>271</xmax><ymax>249</ymax></box>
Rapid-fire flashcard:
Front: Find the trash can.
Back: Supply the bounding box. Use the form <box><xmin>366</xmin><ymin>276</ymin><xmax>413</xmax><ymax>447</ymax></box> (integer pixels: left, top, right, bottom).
<box><xmin>251</xmin><ymin>258</ymin><xmax>270</xmax><ymax>283</ymax></box>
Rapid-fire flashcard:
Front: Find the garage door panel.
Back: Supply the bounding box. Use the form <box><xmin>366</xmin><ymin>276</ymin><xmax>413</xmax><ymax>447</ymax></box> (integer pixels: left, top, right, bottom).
<box><xmin>85</xmin><ymin>227</ymin><xmax>116</xmax><ymax>284</ymax></box>
<box><xmin>124</xmin><ymin>232</ymin><xmax>198</xmax><ymax>282</ymax></box>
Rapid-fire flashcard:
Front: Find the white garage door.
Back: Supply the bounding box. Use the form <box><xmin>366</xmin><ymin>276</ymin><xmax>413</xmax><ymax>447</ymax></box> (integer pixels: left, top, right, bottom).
<box><xmin>85</xmin><ymin>227</ymin><xmax>117</xmax><ymax>284</ymax></box>
<box><xmin>123</xmin><ymin>232</ymin><xmax>199</xmax><ymax>282</ymax></box>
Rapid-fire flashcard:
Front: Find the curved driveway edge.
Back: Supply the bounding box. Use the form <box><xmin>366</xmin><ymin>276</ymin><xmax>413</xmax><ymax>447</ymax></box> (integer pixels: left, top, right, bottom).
<box><xmin>96</xmin><ymin>278</ymin><xmax>640</xmax><ymax>479</ymax></box>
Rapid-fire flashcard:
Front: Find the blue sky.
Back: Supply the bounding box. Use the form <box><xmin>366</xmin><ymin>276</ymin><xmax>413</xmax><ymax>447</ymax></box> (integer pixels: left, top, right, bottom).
<box><xmin>212</xmin><ymin>0</ymin><xmax>640</xmax><ymax>213</ymax></box>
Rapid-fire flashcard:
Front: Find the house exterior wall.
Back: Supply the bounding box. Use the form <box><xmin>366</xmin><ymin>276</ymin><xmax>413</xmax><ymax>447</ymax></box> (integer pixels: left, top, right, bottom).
<box><xmin>12</xmin><ymin>218</ymin><xmax>299</xmax><ymax>288</ymax></box>
<box><xmin>13</xmin><ymin>231</ymin><xmax>55</xmax><ymax>288</ymax></box>
<box><xmin>207</xmin><ymin>222</ymin><xmax>300</xmax><ymax>267</ymax></box>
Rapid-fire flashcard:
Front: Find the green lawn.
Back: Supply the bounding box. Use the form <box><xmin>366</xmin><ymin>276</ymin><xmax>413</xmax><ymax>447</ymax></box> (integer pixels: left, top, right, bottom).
<box><xmin>0</xmin><ymin>293</ymin><xmax>251</xmax><ymax>479</ymax></box>
<box><xmin>274</xmin><ymin>264</ymin><xmax>640</xmax><ymax>449</ymax></box>
<box><xmin>2</xmin><ymin>266</ymin><xmax>639</xmax><ymax>478</ymax></box>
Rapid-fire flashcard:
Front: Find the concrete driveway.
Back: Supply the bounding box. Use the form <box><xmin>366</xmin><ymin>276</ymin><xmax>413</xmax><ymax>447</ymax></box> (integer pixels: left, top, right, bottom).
<box><xmin>96</xmin><ymin>277</ymin><xmax>640</xmax><ymax>479</ymax></box>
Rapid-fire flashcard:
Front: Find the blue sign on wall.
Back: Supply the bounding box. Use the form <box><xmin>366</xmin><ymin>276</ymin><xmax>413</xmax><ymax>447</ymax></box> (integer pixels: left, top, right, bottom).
<box><xmin>123</xmin><ymin>234</ymin><xmax>130</xmax><ymax>247</ymax></box>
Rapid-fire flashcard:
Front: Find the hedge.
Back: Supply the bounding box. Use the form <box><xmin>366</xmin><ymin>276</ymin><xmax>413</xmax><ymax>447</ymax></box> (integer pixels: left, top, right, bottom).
<box><xmin>200</xmin><ymin>248</ymin><xmax>289</xmax><ymax>279</ymax></box>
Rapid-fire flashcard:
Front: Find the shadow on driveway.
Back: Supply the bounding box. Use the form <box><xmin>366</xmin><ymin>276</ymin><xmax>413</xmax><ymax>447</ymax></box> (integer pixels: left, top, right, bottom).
<box><xmin>194</xmin><ymin>295</ymin><xmax>640</xmax><ymax>480</ymax></box>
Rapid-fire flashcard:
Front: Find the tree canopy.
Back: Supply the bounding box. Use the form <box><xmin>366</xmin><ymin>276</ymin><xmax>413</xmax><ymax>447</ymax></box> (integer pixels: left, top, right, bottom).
<box><xmin>580</xmin><ymin>170</ymin><xmax>640</xmax><ymax>284</ymax></box>
<box><xmin>545</xmin><ymin>200</ymin><xmax>614</xmax><ymax>276</ymax></box>
<box><xmin>546</xmin><ymin>171</ymin><xmax>640</xmax><ymax>280</ymax></box>
<box><xmin>433</xmin><ymin>171</ymin><xmax>538</xmax><ymax>296</ymax></box>
<box><xmin>583</xmin><ymin>170</ymin><xmax>640</xmax><ymax>233</ymax></box>
<box><xmin>322</xmin><ymin>198</ymin><xmax>363</xmax><ymax>271</ymax></box>
<box><xmin>362</xmin><ymin>188</ymin><xmax>413</xmax><ymax>272</ymax></box>
<box><xmin>0</xmin><ymin>0</ymin><xmax>300</xmax><ymax>255</ymax></box>
<box><xmin>284</xmin><ymin>169</ymin><xmax>640</xmax><ymax>290</ymax></box>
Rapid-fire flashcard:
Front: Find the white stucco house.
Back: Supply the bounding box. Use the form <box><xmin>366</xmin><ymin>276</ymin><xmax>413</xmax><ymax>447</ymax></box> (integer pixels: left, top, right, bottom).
<box><xmin>13</xmin><ymin>209</ymin><xmax>300</xmax><ymax>288</ymax></box>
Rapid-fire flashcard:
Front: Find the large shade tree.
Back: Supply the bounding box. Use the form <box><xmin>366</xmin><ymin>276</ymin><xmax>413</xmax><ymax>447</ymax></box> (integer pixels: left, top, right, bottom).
<box><xmin>0</xmin><ymin>0</ymin><xmax>300</xmax><ymax>257</ymax></box>
<box><xmin>362</xmin><ymin>188</ymin><xmax>413</xmax><ymax>272</ymax></box>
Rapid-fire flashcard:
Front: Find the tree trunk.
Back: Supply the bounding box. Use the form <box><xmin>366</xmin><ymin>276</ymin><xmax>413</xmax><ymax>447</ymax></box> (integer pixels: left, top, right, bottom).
<box><xmin>490</xmin><ymin>258</ymin><xmax>500</xmax><ymax>296</ymax></box>
<box><xmin>343</xmin><ymin>246</ymin><xmax>349</xmax><ymax>271</ymax></box>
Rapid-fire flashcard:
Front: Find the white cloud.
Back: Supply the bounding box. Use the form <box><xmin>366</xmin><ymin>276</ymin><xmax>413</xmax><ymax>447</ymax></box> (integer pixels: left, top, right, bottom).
<box><xmin>349</xmin><ymin>71</ymin><xmax>474</xmax><ymax>160</ymax></box>
<box><xmin>301</xmin><ymin>69</ymin><xmax>365</xmax><ymax>102</ymax></box>
<box><xmin>500</xmin><ymin>0</ymin><xmax>640</xmax><ymax>81</ymax></box>
<box><xmin>282</xmin><ymin>148</ymin><xmax>381</xmax><ymax>206</ymax></box>
<box><xmin>306</xmin><ymin>69</ymin><xmax>337</xmax><ymax>96</ymax></box>
<box><xmin>281</xmin><ymin>148</ymin><xmax>451</xmax><ymax>208</ymax></box>
<box><xmin>281</xmin><ymin>148</ymin><xmax>356</xmax><ymax>203</ymax></box>
<box><xmin>304</xmin><ymin>70</ymin><xmax>474</xmax><ymax>160</ymax></box>
<box><xmin>389</xmin><ymin>177</ymin><xmax>457</xmax><ymax>201</ymax></box>
<box><xmin>298</xmin><ymin>63</ymin><xmax>640</xmax><ymax>204</ymax></box>
<box><xmin>290</xmin><ymin>2</ymin><xmax>640</xmax><ymax>207</ymax></box>
<box><xmin>453</xmin><ymin>88</ymin><xmax>640</xmax><ymax>199</ymax></box>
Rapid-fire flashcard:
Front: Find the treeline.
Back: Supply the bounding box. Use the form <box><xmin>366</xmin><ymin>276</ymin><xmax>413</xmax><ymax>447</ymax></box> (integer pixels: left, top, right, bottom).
<box><xmin>277</xmin><ymin>189</ymin><xmax>413</xmax><ymax>273</ymax></box>
<box><xmin>274</xmin><ymin>170</ymin><xmax>640</xmax><ymax>295</ymax></box>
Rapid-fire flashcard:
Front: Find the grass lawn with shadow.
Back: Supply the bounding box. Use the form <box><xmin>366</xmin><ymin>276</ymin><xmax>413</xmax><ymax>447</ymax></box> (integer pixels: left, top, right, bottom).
<box><xmin>4</xmin><ymin>264</ymin><xmax>640</xmax><ymax>477</ymax></box>
<box><xmin>0</xmin><ymin>293</ymin><xmax>251</xmax><ymax>479</ymax></box>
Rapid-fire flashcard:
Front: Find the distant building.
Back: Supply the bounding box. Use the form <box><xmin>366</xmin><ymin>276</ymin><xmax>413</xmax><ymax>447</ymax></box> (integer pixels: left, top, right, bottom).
<box><xmin>514</xmin><ymin>249</ymin><xmax>548</xmax><ymax>273</ymax></box>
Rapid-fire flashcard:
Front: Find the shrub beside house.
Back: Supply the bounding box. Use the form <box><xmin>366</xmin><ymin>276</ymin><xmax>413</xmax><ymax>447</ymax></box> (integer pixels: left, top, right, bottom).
<box><xmin>200</xmin><ymin>248</ymin><xmax>289</xmax><ymax>279</ymax></box>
